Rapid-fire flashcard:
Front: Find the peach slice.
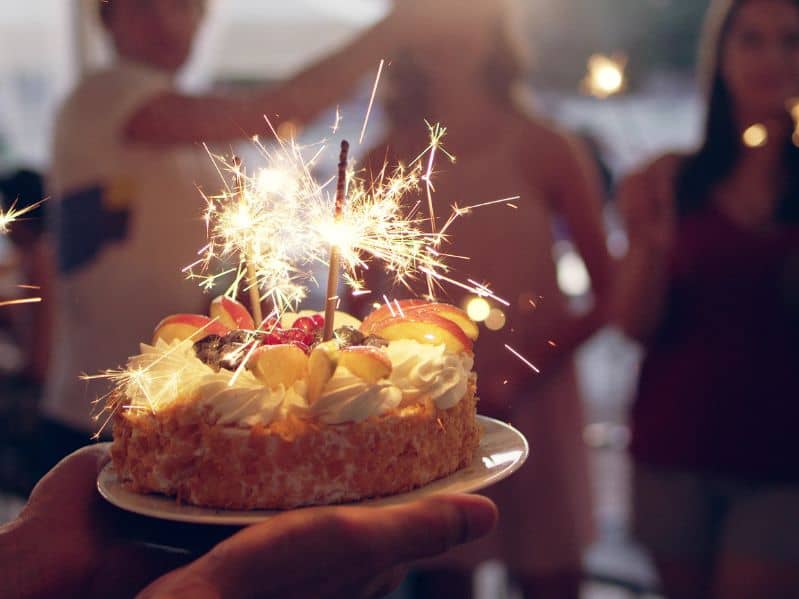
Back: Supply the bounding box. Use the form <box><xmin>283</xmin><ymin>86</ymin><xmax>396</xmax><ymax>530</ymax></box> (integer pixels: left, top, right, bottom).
<box><xmin>248</xmin><ymin>344</ymin><xmax>308</xmax><ymax>389</ymax></box>
<box><xmin>360</xmin><ymin>299</ymin><xmax>428</xmax><ymax>333</ymax></box>
<box><xmin>210</xmin><ymin>296</ymin><xmax>255</xmax><ymax>330</ymax></box>
<box><xmin>339</xmin><ymin>346</ymin><xmax>392</xmax><ymax>384</ymax></box>
<box><xmin>368</xmin><ymin>313</ymin><xmax>473</xmax><ymax>354</ymax></box>
<box><xmin>307</xmin><ymin>341</ymin><xmax>339</xmax><ymax>404</ymax></box>
<box><xmin>152</xmin><ymin>314</ymin><xmax>229</xmax><ymax>345</ymax></box>
<box><xmin>405</xmin><ymin>303</ymin><xmax>479</xmax><ymax>341</ymax></box>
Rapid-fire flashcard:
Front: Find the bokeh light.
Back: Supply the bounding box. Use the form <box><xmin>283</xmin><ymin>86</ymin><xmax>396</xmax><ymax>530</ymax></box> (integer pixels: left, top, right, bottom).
<box><xmin>466</xmin><ymin>296</ymin><xmax>491</xmax><ymax>322</ymax></box>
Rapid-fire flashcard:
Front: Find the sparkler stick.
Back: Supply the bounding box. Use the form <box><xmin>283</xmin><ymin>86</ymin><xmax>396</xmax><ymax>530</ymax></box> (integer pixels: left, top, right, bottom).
<box><xmin>232</xmin><ymin>156</ymin><xmax>263</xmax><ymax>325</ymax></box>
<box><xmin>323</xmin><ymin>140</ymin><xmax>350</xmax><ymax>341</ymax></box>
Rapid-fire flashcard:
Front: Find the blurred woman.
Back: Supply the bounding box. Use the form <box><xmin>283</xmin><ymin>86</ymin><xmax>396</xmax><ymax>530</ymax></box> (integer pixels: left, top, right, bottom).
<box><xmin>359</xmin><ymin>1</ymin><xmax>612</xmax><ymax>596</ymax></box>
<box><xmin>615</xmin><ymin>0</ymin><xmax>799</xmax><ymax>596</ymax></box>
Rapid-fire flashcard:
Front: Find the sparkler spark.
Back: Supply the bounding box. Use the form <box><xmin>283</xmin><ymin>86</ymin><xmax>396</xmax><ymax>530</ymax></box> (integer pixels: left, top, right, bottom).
<box><xmin>0</xmin><ymin>198</ymin><xmax>46</xmax><ymax>235</ymax></box>
<box><xmin>0</xmin><ymin>198</ymin><xmax>46</xmax><ymax>306</ymax></box>
<box><xmin>359</xmin><ymin>59</ymin><xmax>385</xmax><ymax>145</ymax></box>
<box><xmin>0</xmin><ymin>297</ymin><xmax>42</xmax><ymax>307</ymax></box>
<box><xmin>96</xmin><ymin>118</ymin><xmax>523</xmax><ymax>420</ymax></box>
<box><xmin>504</xmin><ymin>344</ymin><xmax>540</xmax><ymax>374</ymax></box>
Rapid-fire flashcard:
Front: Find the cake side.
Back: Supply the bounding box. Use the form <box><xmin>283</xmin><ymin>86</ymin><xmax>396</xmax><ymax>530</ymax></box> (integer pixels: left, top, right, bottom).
<box><xmin>111</xmin><ymin>381</ymin><xmax>479</xmax><ymax>509</ymax></box>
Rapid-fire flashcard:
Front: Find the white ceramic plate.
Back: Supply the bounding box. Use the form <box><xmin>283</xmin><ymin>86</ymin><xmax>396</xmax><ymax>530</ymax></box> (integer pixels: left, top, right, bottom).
<box><xmin>97</xmin><ymin>416</ymin><xmax>528</xmax><ymax>526</ymax></box>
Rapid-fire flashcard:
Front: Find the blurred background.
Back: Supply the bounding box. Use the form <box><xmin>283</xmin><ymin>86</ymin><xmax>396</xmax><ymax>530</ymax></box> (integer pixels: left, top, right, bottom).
<box><xmin>0</xmin><ymin>1</ymin><xmax>714</xmax><ymax>597</ymax></box>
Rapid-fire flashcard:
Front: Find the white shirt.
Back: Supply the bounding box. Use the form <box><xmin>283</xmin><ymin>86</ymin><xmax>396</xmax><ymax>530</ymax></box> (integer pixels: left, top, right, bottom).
<box><xmin>42</xmin><ymin>61</ymin><xmax>219</xmax><ymax>432</ymax></box>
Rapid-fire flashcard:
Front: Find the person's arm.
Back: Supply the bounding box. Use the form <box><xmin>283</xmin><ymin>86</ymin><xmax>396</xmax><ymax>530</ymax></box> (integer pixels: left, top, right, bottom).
<box><xmin>612</xmin><ymin>156</ymin><xmax>679</xmax><ymax>342</ymax></box>
<box><xmin>546</xmin><ymin>133</ymin><xmax>614</xmax><ymax>352</ymax></box>
<box><xmin>125</xmin><ymin>16</ymin><xmax>398</xmax><ymax>145</ymax></box>
<box><xmin>513</xmin><ymin>130</ymin><xmax>613</xmax><ymax>376</ymax></box>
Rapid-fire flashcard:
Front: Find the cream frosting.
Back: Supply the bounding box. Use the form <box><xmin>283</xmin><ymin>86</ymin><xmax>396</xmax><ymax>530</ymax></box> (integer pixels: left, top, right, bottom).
<box><xmin>385</xmin><ymin>340</ymin><xmax>474</xmax><ymax>410</ymax></box>
<box><xmin>310</xmin><ymin>366</ymin><xmax>402</xmax><ymax>424</ymax></box>
<box><xmin>123</xmin><ymin>338</ymin><xmax>473</xmax><ymax>427</ymax></box>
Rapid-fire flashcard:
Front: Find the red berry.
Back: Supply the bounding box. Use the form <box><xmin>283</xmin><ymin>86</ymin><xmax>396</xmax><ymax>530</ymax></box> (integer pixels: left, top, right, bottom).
<box><xmin>264</xmin><ymin>332</ymin><xmax>282</xmax><ymax>345</ymax></box>
<box><xmin>280</xmin><ymin>328</ymin><xmax>306</xmax><ymax>343</ymax></box>
<box><xmin>311</xmin><ymin>314</ymin><xmax>325</xmax><ymax>329</ymax></box>
<box><xmin>261</xmin><ymin>317</ymin><xmax>282</xmax><ymax>332</ymax></box>
<box><xmin>292</xmin><ymin>316</ymin><xmax>316</xmax><ymax>334</ymax></box>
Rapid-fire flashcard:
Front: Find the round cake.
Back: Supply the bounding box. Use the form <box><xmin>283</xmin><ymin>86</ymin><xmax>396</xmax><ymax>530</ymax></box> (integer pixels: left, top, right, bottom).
<box><xmin>109</xmin><ymin>298</ymin><xmax>481</xmax><ymax>509</ymax></box>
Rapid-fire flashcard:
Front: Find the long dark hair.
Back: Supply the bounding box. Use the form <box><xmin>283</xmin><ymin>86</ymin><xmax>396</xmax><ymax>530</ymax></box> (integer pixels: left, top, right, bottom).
<box><xmin>675</xmin><ymin>0</ymin><xmax>799</xmax><ymax>222</ymax></box>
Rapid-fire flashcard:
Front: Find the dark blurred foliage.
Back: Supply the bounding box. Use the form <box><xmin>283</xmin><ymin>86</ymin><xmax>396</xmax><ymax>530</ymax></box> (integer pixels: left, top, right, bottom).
<box><xmin>527</xmin><ymin>0</ymin><xmax>710</xmax><ymax>89</ymax></box>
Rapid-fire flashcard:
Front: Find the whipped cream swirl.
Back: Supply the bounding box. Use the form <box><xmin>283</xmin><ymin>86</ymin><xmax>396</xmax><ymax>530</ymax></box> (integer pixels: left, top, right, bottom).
<box><xmin>124</xmin><ymin>340</ymin><xmax>306</xmax><ymax>427</ymax></box>
<box><xmin>123</xmin><ymin>339</ymin><xmax>473</xmax><ymax>427</ymax></box>
<box><xmin>384</xmin><ymin>340</ymin><xmax>474</xmax><ymax>410</ymax></box>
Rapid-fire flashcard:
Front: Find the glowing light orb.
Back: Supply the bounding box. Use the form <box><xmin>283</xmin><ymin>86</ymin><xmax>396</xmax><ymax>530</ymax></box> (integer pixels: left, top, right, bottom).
<box><xmin>465</xmin><ymin>297</ymin><xmax>491</xmax><ymax>322</ymax></box>
<box><xmin>556</xmin><ymin>250</ymin><xmax>591</xmax><ymax>297</ymax></box>
<box><xmin>582</xmin><ymin>54</ymin><xmax>626</xmax><ymax>99</ymax></box>
<box><xmin>742</xmin><ymin>124</ymin><xmax>768</xmax><ymax>148</ymax></box>
<box><xmin>485</xmin><ymin>308</ymin><xmax>507</xmax><ymax>331</ymax></box>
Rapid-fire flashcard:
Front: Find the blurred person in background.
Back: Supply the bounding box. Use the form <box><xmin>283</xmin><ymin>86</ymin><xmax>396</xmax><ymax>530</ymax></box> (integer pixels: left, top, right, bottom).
<box><xmin>356</xmin><ymin>0</ymin><xmax>612</xmax><ymax>596</ymax></box>
<box><xmin>40</xmin><ymin>0</ymin><xmax>418</xmax><ymax>474</ymax></box>
<box><xmin>615</xmin><ymin>0</ymin><xmax>799</xmax><ymax>596</ymax></box>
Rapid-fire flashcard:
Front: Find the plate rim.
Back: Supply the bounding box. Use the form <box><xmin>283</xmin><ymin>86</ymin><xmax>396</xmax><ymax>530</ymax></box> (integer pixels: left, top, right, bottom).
<box><xmin>97</xmin><ymin>415</ymin><xmax>528</xmax><ymax>525</ymax></box>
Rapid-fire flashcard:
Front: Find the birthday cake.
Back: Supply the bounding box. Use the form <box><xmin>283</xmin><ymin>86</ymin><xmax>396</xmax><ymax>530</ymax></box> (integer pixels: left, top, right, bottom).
<box><xmin>110</xmin><ymin>297</ymin><xmax>480</xmax><ymax>509</ymax></box>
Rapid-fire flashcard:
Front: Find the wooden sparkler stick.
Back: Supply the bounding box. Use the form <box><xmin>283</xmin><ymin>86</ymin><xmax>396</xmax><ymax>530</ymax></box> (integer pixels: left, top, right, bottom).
<box><xmin>323</xmin><ymin>140</ymin><xmax>350</xmax><ymax>341</ymax></box>
<box><xmin>233</xmin><ymin>156</ymin><xmax>263</xmax><ymax>325</ymax></box>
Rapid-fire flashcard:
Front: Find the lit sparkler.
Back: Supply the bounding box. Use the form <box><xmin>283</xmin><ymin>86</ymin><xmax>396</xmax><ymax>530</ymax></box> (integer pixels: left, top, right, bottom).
<box><xmin>0</xmin><ymin>197</ymin><xmax>46</xmax><ymax>306</ymax></box>
<box><xmin>94</xmin><ymin>116</ymin><xmax>530</xmax><ymax>427</ymax></box>
<box><xmin>0</xmin><ymin>198</ymin><xmax>46</xmax><ymax>235</ymax></box>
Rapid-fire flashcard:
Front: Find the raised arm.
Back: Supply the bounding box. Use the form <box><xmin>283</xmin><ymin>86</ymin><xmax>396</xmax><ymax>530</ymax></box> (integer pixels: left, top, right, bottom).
<box><xmin>524</xmin><ymin>130</ymin><xmax>613</xmax><ymax>372</ymax></box>
<box><xmin>612</xmin><ymin>155</ymin><xmax>680</xmax><ymax>342</ymax></box>
<box><xmin>125</xmin><ymin>16</ymin><xmax>397</xmax><ymax>145</ymax></box>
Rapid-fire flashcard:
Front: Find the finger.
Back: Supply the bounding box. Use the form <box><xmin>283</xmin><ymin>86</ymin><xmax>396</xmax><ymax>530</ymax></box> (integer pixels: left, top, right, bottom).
<box><xmin>22</xmin><ymin>443</ymin><xmax>111</xmax><ymax>516</ymax></box>
<box><xmin>192</xmin><ymin>494</ymin><xmax>496</xmax><ymax>597</ymax></box>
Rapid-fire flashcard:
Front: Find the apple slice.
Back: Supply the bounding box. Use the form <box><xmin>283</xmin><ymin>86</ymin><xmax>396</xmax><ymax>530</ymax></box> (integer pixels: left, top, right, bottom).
<box><xmin>307</xmin><ymin>341</ymin><xmax>339</xmax><ymax>404</ymax></box>
<box><xmin>152</xmin><ymin>314</ymin><xmax>229</xmax><ymax>345</ymax></box>
<box><xmin>339</xmin><ymin>346</ymin><xmax>392</xmax><ymax>384</ymax></box>
<box><xmin>405</xmin><ymin>303</ymin><xmax>479</xmax><ymax>341</ymax></box>
<box><xmin>360</xmin><ymin>299</ymin><xmax>428</xmax><ymax>334</ymax></box>
<box><xmin>210</xmin><ymin>296</ymin><xmax>255</xmax><ymax>330</ymax></box>
<box><xmin>368</xmin><ymin>313</ymin><xmax>473</xmax><ymax>354</ymax></box>
<box><xmin>248</xmin><ymin>344</ymin><xmax>308</xmax><ymax>389</ymax></box>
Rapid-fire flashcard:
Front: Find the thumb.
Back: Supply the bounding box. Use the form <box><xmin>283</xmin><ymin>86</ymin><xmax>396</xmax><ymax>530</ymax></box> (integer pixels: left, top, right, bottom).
<box><xmin>23</xmin><ymin>443</ymin><xmax>111</xmax><ymax>516</ymax></box>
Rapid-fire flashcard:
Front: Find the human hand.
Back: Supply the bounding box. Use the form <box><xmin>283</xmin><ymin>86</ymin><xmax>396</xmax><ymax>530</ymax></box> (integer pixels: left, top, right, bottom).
<box><xmin>1</xmin><ymin>444</ymin><xmax>193</xmax><ymax>599</ymax></box>
<box><xmin>135</xmin><ymin>494</ymin><xmax>497</xmax><ymax>599</ymax></box>
<box><xmin>620</xmin><ymin>160</ymin><xmax>677</xmax><ymax>254</ymax></box>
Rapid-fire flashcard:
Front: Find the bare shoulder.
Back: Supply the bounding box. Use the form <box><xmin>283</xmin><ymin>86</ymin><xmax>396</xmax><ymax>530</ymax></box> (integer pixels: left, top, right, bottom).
<box><xmin>511</xmin><ymin>116</ymin><xmax>592</xmax><ymax>194</ymax></box>
<box><xmin>513</xmin><ymin>116</ymin><xmax>577</xmax><ymax>162</ymax></box>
